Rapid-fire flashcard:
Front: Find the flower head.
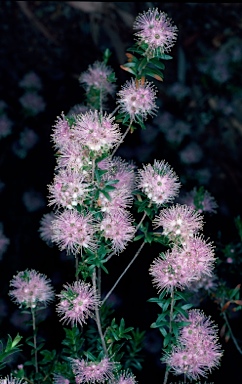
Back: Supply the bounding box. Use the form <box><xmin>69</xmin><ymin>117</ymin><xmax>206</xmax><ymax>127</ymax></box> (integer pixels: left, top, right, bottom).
<box><xmin>53</xmin><ymin>374</ymin><xmax>70</xmax><ymax>384</ymax></box>
<box><xmin>79</xmin><ymin>60</ymin><xmax>116</xmax><ymax>96</ymax></box>
<box><xmin>55</xmin><ymin>140</ymin><xmax>92</xmax><ymax>175</ymax></box>
<box><xmin>113</xmin><ymin>371</ymin><xmax>137</xmax><ymax>384</ymax></box>
<box><xmin>149</xmin><ymin>236</ymin><xmax>215</xmax><ymax>292</ymax></box>
<box><xmin>153</xmin><ymin>204</ymin><xmax>204</xmax><ymax>243</ymax></box>
<box><xmin>71</xmin><ymin>357</ymin><xmax>116</xmax><ymax>383</ymax></box>
<box><xmin>0</xmin><ymin>376</ymin><xmax>28</xmax><ymax>384</ymax></box>
<box><xmin>164</xmin><ymin>309</ymin><xmax>223</xmax><ymax>380</ymax></box>
<box><xmin>117</xmin><ymin>78</ymin><xmax>158</xmax><ymax>122</ymax></box>
<box><xmin>9</xmin><ymin>269</ymin><xmax>54</xmax><ymax>309</ymax></box>
<box><xmin>48</xmin><ymin>169</ymin><xmax>90</xmax><ymax>210</ymax></box>
<box><xmin>51</xmin><ymin>112</ymin><xmax>73</xmax><ymax>150</ymax></box>
<box><xmin>179</xmin><ymin>187</ymin><xmax>218</xmax><ymax>214</ymax></box>
<box><xmin>38</xmin><ymin>212</ymin><xmax>56</xmax><ymax>246</ymax></box>
<box><xmin>133</xmin><ymin>8</ymin><xmax>178</xmax><ymax>58</ymax></box>
<box><xmin>100</xmin><ymin>210</ymin><xmax>135</xmax><ymax>253</ymax></box>
<box><xmin>96</xmin><ymin>157</ymin><xmax>135</xmax><ymax>213</ymax></box>
<box><xmin>56</xmin><ymin>281</ymin><xmax>99</xmax><ymax>327</ymax></box>
<box><xmin>51</xmin><ymin>210</ymin><xmax>97</xmax><ymax>255</ymax></box>
<box><xmin>137</xmin><ymin>160</ymin><xmax>180</xmax><ymax>205</ymax></box>
<box><xmin>73</xmin><ymin>110</ymin><xmax>121</xmax><ymax>153</ymax></box>
<box><xmin>98</xmin><ymin>156</ymin><xmax>136</xmax><ymax>192</ymax></box>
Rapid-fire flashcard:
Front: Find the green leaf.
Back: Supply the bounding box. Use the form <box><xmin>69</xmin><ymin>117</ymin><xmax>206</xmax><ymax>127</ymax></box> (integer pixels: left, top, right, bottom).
<box><xmin>149</xmin><ymin>58</ymin><xmax>165</xmax><ymax>70</ymax></box>
<box><xmin>143</xmin><ymin>67</ymin><xmax>164</xmax><ymax>81</ymax></box>
<box><xmin>163</xmin><ymin>333</ymin><xmax>171</xmax><ymax>348</ymax></box>
<box><xmin>120</xmin><ymin>65</ymin><xmax>137</xmax><ymax>76</ymax></box>
<box><xmin>156</xmin><ymin>53</ymin><xmax>173</xmax><ymax>60</ymax></box>
<box><xmin>137</xmin><ymin>57</ymin><xmax>148</xmax><ymax>73</ymax></box>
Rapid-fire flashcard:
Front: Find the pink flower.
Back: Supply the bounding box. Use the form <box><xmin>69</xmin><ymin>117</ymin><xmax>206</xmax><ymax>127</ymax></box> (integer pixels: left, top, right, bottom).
<box><xmin>117</xmin><ymin>78</ymin><xmax>158</xmax><ymax>121</ymax></box>
<box><xmin>48</xmin><ymin>169</ymin><xmax>90</xmax><ymax>210</ymax></box>
<box><xmin>0</xmin><ymin>376</ymin><xmax>28</xmax><ymax>384</ymax></box>
<box><xmin>55</xmin><ymin>140</ymin><xmax>92</xmax><ymax>176</ymax></box>
<box><xmin>98</xmin><ymin>156</ymin><xmax>136</xmax><ymax>192</ymax></box>
<box><xmin>9</xmin><ymin>269</ymin><xmax>54</xmax><ymax>309</ymax></box>
<box><xmin>98</xmin><ymin>186</ymin><xmax>133</xmax><ymax>213</ymax></box>
<box><xmin>100</xmin><ymin>210</ymin><xmax>135</xmax><ymax>252</ymax></box>
<box><xmin>179</xmin><ymin>187</ymin><xmax>218</xmax><ymax>214</ymax></box>
<box><xmin>187</xmin><ymin>273</ymin><xmax>218</xmax><ymax>293</ymax></box>
<box><xmin>51</xmin><ymin>210</ymin><xmax>97</xmax><ymax>255</ymax></box>
<box><xmin>38</xmin><ymin>212</ymin><xmax>56</xmax><ymax>246</ymax></box>
<box><xmin>164</xmin><ymin>309</ymin><xmax>223</xmax><ymax>380</ymax></box>
<box><xmin>79</xmin><ymin>61</ymin><xmax>116</xmax><ymax>96</ymax></box>
<box><xmin>73</xmin><ymin>110</ymin><xmax>121</xmax><ymax>153</ymax></box>
<box><xmin>53</xmin><ymin>374</ymin><xmax>70</xmax><ymax>384</ymax></box>
<box><xmin>149</xmin><ymin>236</ymin><xmax>215</xmax><ymax>292</ymax></box>
<box><xmin>51</xmin><ymin>112</ymin><xmax>73</xmax><ymax>150</ymax></box>
<box><xmin>183</xmin><ymin>236</ymin><xmax>216</xmax><ymax>278</ymax></box>
<box><xmin>137</xmin><ymin>160</ymin><xmax>180</xmax><ymax>205</ymax></box>
<box><xmin>153</xmin><ymin>204</ymin><xmax>204</xmax><ymax>242</ymax></box>
<box><xmin>113</xmin><ymin>371</ymin><xmax>137</xmax><ymax>384</ymax></box>
<box><xmin>71</xmin><ymin>357</ymin><xmax>116</xmax><ymax>383</ymax></box>
<box><xmin>56</xmin><ymin>281</ymin><xmax>99</xmax><ymax>327</ymax></box>
<box><xmin>133</xmin><ymin>8</ymin><xmax>178</xmax><ymax>57</ymax></box>
<box><xmin>96</xmin><ymin>157</ymin><xmax>135</xmax><ymax>213</ymax></box>
<box><xmin>67</xmin><ymin>103</ymin><xmax>90</xmax><ymax>117</ymax></box>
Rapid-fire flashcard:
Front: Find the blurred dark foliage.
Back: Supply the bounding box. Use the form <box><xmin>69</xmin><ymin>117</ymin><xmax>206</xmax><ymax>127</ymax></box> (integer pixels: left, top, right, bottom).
<box><xmin>0</xmin><ymin>2</ymin><xmax>242</xmax><ymax>383</ymax></box>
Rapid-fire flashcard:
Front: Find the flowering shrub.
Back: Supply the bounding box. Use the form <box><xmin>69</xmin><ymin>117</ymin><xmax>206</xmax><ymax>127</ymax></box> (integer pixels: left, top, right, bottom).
<box><xmin>1</xmin><ymin>6</ymin><xmax>242</xmax><ymax>384</ymax></box>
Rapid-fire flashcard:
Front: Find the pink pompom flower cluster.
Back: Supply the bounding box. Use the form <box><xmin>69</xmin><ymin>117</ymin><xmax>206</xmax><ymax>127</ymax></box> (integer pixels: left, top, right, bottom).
<box><xmin>0</xmin><ymin>377</ymin><xmax>28</xmax><ymax>384</ymax></box>
<box><xmin>137</xmin><ymin>160</ymin><xmax>181</xmax><ymax>206</ymax></box>
<box><xmin>79</xmin><ymin>60</ymin><xmax>116</xmax><ymax>97</ymax></box>
<box><xmin>150</xmin><ymin>204</ymin><xmax>216</xmax><ymax>291</ymax></box>
<box><xmin>133</xmin><ymin>8</ymin><xmax>178</xmax><ymax>58</ymax></box>
<box><xmin>117</xmin><ymin>78</ymin><xmax>158</xmax><ymax>122</ymax></box>
<box><xmin>51</xmin><ymin>210</ymin><xmax>97</xmax><ymax>255</ymax></box>
<box><xmin>153</xmin><ymin>203</ymin><xmax>204</xmax><ymax>244</ymax></box>
<box><xmin>149</xmin><ymin>235</ymin><xmax>215</xmax><ymax>292</ymax></box>
<box><xmin>74</xmin><ymin>110</ymin><xmax>121</xmax><ymax>154</ymax></box>
<box><xmin>112</xmin><ymin>371</ymin><xmax>137</xmax><ymax>384</ymax></box>
<box><xmin>164</xmin><ymin>309</ymin><xmax>223</xmax><ymax>380</ymax></box>
<box><xmin>56</xmin><ymin>281</ymin><xmax>100</xmax><ymax>327</ymax></box>
<box><xmin>70</xmin><ymin>357</ymin><xmax>116</xmax><ymax>384</ymax></box>
<box><xmin>9</xmin><ymin>269</ymin><xmax>54</xmax><ymax>309</ymax></box>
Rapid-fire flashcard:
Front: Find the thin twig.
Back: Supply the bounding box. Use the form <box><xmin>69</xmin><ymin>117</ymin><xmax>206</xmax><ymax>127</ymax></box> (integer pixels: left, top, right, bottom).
<box><xmin>31</xmin><ymin>308</ymin><xmax>38</xmax><ymax>374</ymax></box>
<box><xmin>102</xmin><ymin>241</ymin><xmax>145</xmax><ymax>304</ymax></box>
<box><xmin>92</xmin><ymin>269</ymin><xmax>108</xmax><ymax>355</ymax></box>
<box><xmin>111</xmin><ymin>119</ymin><xmax>133</xmax><ymax>157</ymax></box>
<box><xmin>135</xmin><ymin>211</ymin><xmax>147</xmax><ymax>233</ymax></box>
<box><xmin>223</xmin><ymin>310</ymin><xmax>242</xmax><ymax>354</ymax></box>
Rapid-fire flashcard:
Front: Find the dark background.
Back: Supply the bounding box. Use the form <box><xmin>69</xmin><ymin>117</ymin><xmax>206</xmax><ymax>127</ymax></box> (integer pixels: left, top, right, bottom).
<box><xmin>0</xmin><ymin>2</ymin><xmax>242</xmax><ymax>383</ymax></box>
